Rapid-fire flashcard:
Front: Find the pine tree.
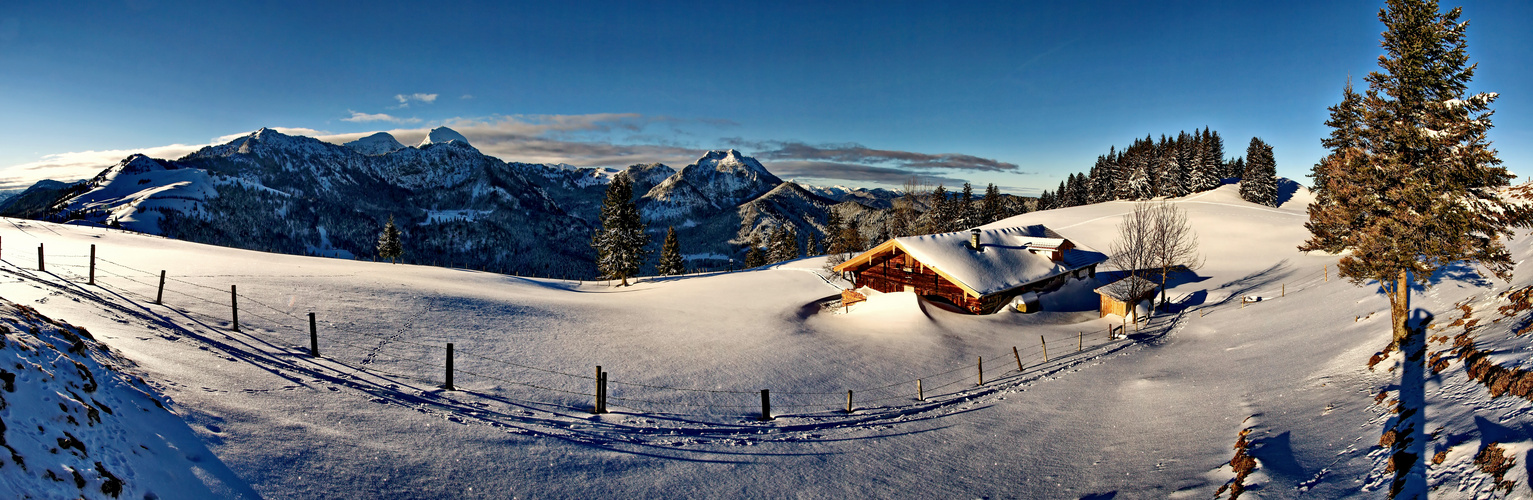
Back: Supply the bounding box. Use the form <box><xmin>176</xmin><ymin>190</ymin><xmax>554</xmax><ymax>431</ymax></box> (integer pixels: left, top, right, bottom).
<box><xmin>592</xmin><ymin>174</ymin><xmax>650</xmax><ymax>285</ymax></box>
<box><xmin>1302</xmin><ymin>0</ymin><xmax>1525</xmax><ymax>348</ymax></box>
<box><xmin>1240</xmin><ymin>137</ymin><xmax>1279</xmax><ymax>206</ymax></box>
<box><xmin>823</xmin><ymin>210</ymin><xmax>844</xmax><ymax>254</ymax></box>
<box><xmin>981</xmin><ymin>183</ymin><xmax>1002</xmax><ymax>224</ymax></box>
<box><xmin>1313</xmin><ymin>78</ymin><xmax>1365</xmax><ymax>197</ymax></box>
<box><xmin>656</xmin><ymin>226</ymin><xmax>685</xmax><ymax>276</ymax></box>
<box><xmin>839</xmin><ymin>215</ymin><xmax>864</xmax><ymax>253</ymax></box>
<box><xmin>1088</xmin><ymin>156</ymin><xmax>1113</xmax><ymax>203</ymax></box>
<box><xmin>743</xmin><ymin>237</ymin><xmax>767</xmax><ymax>268</ymax></box>
<box><xmin>769</xmin><ymin>225</ymin><xmax>798</xmax><ymax>263</ymax></box>
<box><xmin>1037</xmin><ymin>189</ymin><xmax>1055</xmax><ymax>211</ymax></box>
<box><xmin>1126</xmin><ymin>162</ymin><xmax>1152</xmax><ymax>200</ymax></box>
<box><xmin>925</xmin><ymin>185</ymin><xmax>954</xmax><ymax>233</ymax></box>
<box><xmin>376</xmin><ymin>215</ymin><xmax>403</xmax><ymax>264</ymax></box>
<box><xmin>1203</xmin><ymin>128</ymin><xmax>1226</xmax><ymax>182</ymax></box>
<box><xmin>1156</xmin><ymin>144</ymin><xmax>1185</xmax><ymax>198</ymax></box>
<box><xmin>806</xmin><ymin>231</ymin><xmax>819</xmax><ymax>257</ymax></box>
<box><xmin>957</xmin><ymin>182</ymin><xmax>977</xmax><ymax>228</ymax></box>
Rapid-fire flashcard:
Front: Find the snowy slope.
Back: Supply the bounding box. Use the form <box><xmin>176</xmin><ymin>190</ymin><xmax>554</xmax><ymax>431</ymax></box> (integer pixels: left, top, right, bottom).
<box><xmin>0</xmin><ymin>297</ymin><xmax>256</xmax><ymax>498</ymax></box>
<box><xmin>0</xmin><ymin>182</ymin><xmax>1529</xmax><ymax>497</ymax></box>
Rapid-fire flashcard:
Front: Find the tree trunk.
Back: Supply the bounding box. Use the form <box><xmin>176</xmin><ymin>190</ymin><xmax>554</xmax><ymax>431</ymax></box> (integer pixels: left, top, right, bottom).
<box><xmin>1388</xmin><ymin>269</ymin><xmax>1411</xmax><ymax>346</ymax></box>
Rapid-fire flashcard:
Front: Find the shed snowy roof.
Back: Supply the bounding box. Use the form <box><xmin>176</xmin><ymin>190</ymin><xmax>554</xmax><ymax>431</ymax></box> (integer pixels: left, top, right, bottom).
<box><xmin>1093</xmin><ymin>275</ymin><xmax>1161</xmax><ymax>302</ymax></box>
<box><xmin>834</xmin><ymin>224</ymin><xmax>1107</xmax><ymax>298</ymax></box>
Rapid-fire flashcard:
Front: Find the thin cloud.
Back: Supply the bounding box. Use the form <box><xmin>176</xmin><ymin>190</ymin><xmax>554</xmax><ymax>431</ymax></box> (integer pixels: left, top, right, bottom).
<box><xmin>341</xmin><ymin>111</ymin><xmax>420</xmax><ymax>124</ymax></box>
<box><xmin>460</xmin><ymin>94</ymin><xmax>474</xmax><ymax>100</ymax></box>
<box><xmin>732</xmin><ymin>139</ymin><xmax>1020</xmax><ymax>172</ymax></box>
<box><xmin>394</xmin><ymin>93</ymin><xmax>438</xmax><ymax>104</ymax></box>
<box><xmin>767</xmin><ymin>161</ymin><xmax>968</xmax><ymax>187</ymax></box>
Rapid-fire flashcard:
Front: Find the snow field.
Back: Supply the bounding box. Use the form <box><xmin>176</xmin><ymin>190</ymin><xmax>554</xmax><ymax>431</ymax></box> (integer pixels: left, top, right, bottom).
<box><xmin>0</xmin><ymin>182</ymin><xmax>1529</xmax><ymax>497</ymax></box>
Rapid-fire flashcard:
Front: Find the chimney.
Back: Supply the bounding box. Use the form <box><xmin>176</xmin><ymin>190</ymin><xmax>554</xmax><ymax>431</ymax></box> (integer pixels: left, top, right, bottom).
<box><xmin>970</xmin><ymin>228</ymin><xmax>982</xmax><ymax>252</ymax></box>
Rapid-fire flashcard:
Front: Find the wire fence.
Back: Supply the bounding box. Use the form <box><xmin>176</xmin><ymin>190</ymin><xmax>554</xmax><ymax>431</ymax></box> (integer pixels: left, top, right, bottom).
<box><xmin>1</xmin><ymin>243</ymin><xmax>1339</xmax><ymax>421</ymax></box>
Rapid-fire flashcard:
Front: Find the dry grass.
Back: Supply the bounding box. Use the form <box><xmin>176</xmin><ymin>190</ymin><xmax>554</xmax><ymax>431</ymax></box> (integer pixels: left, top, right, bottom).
<box><xmin>1473</xmin><ymin>443</ymin><xmax>1518</xmax><ymax>494</ymax></box>
<box><xmin>1456</xmin><ymin>332</ymin><xmax>1533</xmax><ymax>400</ymax></box>
<box><xmin>1215</xmin><ymin>427</ymin><xmax>1258</xmax><ymax>499</ymax></box>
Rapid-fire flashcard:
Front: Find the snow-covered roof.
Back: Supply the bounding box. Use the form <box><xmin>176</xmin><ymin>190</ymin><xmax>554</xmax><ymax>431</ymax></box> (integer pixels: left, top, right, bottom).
<box><xmin>1093</xmin><ymin>275</ymin><xmax>1160</xmax><ymax>302</ymax></box>
<box><xmin>834</xmin><ymin>224</ymin><xmax>1107</xmax><ymax>298</ymax></box>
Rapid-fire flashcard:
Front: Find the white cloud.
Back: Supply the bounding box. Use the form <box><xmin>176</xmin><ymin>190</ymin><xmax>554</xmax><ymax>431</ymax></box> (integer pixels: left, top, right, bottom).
<box><xmin>460</xmin><ymin>94</ymin><xmax>474</xmax><ymax>100</ymax></box>
<box><xmin>341</xmin><ymin>111</ymin><xmax>420</xmax><ymax>124</ymax></box>
<box><xmin>394</xmin><ymin>93</ymin><xmax>438</xmax><ymax>105</ymax></box>
<box><xmin>0</xmin><ymin>143</ymin><xmax>205</xmax><ymax>191</ymax></box>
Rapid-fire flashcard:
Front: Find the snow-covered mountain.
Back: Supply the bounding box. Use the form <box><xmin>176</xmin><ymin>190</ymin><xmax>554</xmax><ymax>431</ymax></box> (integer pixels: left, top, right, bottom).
<box><xmin>416</xmin><ymin>126</ymin><xmax>471</xmax><ymax>147</ymax></box>
<box><xmin>2</xmin><ymin>127</ymin><xmax>596</xmax><ymax>277</ymax></box>
<box><xmin>343</xmin><ymin>132</ymin><xmax>408</xmax><ymax>155</ymax></box>
<box><xmin>641</xmin><ymin>149</ymin><xmax>782</xmax><ymax>220</ymax></box>
<box><xmin>801</xmin><ymin>184</ymin><xmax>903</xmax><ymax>209</ymax></box>
<box><xmin>0</xmin><ymin>134</ymin><xmax>933</xmax><ymax>275</ymax></box>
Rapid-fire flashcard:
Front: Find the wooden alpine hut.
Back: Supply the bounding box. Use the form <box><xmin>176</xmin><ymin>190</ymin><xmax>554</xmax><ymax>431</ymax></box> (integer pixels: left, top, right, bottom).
<box><xmin>831</xmin><ymin>224</ymin><xmax>1107</xmax><ymax>314</ymax></box>
<box><xmin>1093</xmin><ymin>275</ymin><xmax>1160</xmax><ymax>319</ymax></box>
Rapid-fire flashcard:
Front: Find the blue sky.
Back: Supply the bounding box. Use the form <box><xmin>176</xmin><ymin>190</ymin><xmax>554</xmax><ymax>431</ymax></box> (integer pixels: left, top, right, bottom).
<box><xmin>1</xmin><ymin>1</ymin><xmax>1528</xmax><ymax>195</ymax></box>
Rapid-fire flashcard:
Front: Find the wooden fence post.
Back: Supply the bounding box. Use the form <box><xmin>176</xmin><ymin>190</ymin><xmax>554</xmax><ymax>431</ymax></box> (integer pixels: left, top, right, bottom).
<box><xmin>155</xmin><ymin>271</ymin><xmax>166</xmax><ymax>305</ymax></box>
<box><xmin>88</xmin><ymin>244</ymin><xmax>96</xmax><ymax>285</ymax></box>
<box><xmin>917</xmin><ymin>379</ymin><xmax>924</xmax><ymax>401</ymax></box>
<box><xmin>308</xmin><ymin>312</ymin><xmax>319</xmax><ymax>357</ymax></box>
<box><xmin>1078</xmin><ymin>331</ymin><xmax>1083</xmax><ymax>352</ymax></box>
<box><xmin>230</xmin><ymin>285</ymin><xmax>239</xmax><ymax>332</ymax></box>
<box><xmin>1282</xmin><ymin>284</ymin><xmax>1285</xmax><ymax>297</ymax></box>
<box><xmin>1013</xmin><ymin>346</ymin><xmax>1023</xmax><ymax>372</ymax></box>
<box><xmin>1041</xmin><ymin>335</ymin><xmax>1049</xmax><ymax>362</ymax></box>
<box><xmin>599</xmin><ymin>371</ymin><xmax>607</xmax><ymax>413</ymax></box>
<box><xmin>37</xmin><ymin>244</ymin><xmax>43</xmax><ymax>271</ymax></box>
<box><xmin>977</xmin><ymin>356</ymin><xmax>984</xmax><ymax>386</ymax></box>
<box><xmin>594</xmin><ymin>366</ymin><xmax>604</xmax><ymax>414</ymax></box>
<box><xmin>1325</xmin><ymin>265</ymin><xmax>1329</xmax><ymax>282</ymax></box>
<box><xmin>445</xmin><ymin>343</ymin><xmax>455</xmax><ymax>391</ymax></box>
<box><xmin>759</xmin><ymin>389</ymin><xmax>772</xmax><ymax>421</ymax></box>
<box><xmin>846</xmin><ymin>390</ymin><xmax>853</xmax><ymax>413</ymax></box>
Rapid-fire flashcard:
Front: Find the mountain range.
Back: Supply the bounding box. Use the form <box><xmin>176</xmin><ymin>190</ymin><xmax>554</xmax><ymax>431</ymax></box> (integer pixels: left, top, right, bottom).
<box><xmin>0</xmin><ymin>127</ymin><xmax>921</xmax><ymax>276</ymax></box>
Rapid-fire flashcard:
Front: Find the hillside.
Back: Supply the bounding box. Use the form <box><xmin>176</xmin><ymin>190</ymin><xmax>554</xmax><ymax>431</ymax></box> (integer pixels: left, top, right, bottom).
<box><xmin>0</xmin><ymin>182</ymin><xmax>1529</xmax><ymax>497</ymax></box>
<box><xmin>0</xmin><ymin>297</ymin><xmax>255</xmax><ymax>498</ymax></box>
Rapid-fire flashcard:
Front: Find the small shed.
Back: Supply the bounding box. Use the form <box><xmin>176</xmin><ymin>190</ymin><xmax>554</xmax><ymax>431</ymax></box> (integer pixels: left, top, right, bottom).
<box><xmin>1094</xmin><ymin>275</ymin><xmax>1160</xmax><ymax>318</ymax></box>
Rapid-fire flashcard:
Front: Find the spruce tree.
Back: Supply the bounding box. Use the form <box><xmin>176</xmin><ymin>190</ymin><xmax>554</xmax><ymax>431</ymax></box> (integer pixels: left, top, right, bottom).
<box><xmin>958</xmin><ymin>182</ymin><xmax>977</xmax><ymax>228</ymax></box>
<box><xmin>1037</xmin><ymin>189</ymin><xmax>1055</xmax><ymax>211</ymax></box>
<box><xmin>376</xmin><ymin>215</ymin><xmax>403</xmax><ymax>264</ymax></box>
<box><xmin>656</xmin><ymin>226</ymin><xmax>685</xmax><ymax>276</ymax></box>
<box><xmin>981</xmin><ymin>183</ymin><xmax>1002</xmax><ymax>224</ymax></box>
<box><xmin>743</xmin><ymin>238</ymin><xmax>766</xmax><ymax>268</ymax></box>
<box><xmin>592</xmin><ymin>174</ymin><xmax>650</xmax><ymax>285</ymax></box>
<box><xmin>1203</xmin><ymin>128</ymin><xmax>1226</xmax><ymax>182</ymax></box>
<box><xmin>823</xmin><ymin>210</ymin><xmax>844</xmax><ymax>254</ymax></box>
<box><xmin>925</xmin><ymin>184</ymin><xmax>954</xmax><ymax>233</ymax></box>
<box><xmin>1240</xmin><ymin>138</ymin><xmax>1279</xmax><ymax>206</ymax></box>
<box><xmin>769</xmin><ymin>225</ymin><xmax>798</xmax><ymax>263</ymax></box>
<box><xmin>1301</xmin><ymin>0</ymin><xmax>1526</xmax><ymax>348</ymax></box>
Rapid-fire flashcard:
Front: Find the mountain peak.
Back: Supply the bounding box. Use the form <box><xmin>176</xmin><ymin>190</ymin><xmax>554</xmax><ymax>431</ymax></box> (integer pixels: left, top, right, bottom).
<box><xmin>418</xmin><ymin>126</ymin><xmax>471</xmax><ymax>148</ymax></box>
<box><xmin>344</xmin><ymin>132</ymin><xmax>407</xmax><ymax>156</ymax></box>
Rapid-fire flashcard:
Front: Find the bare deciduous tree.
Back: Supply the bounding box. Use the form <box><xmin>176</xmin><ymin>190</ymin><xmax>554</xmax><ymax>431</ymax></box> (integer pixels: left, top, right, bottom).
<box><xmin>1110</xmin><ymin>201</ymin><xmax>1203</xmax><ymax>310</ymax></box>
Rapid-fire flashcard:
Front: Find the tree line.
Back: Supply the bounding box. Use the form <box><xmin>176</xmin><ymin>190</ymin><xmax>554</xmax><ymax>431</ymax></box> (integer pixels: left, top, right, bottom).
<box><xmin>1037</xmin><ymin>128</ymin><xmax>1281</xmax><ymax>209</ymax></box>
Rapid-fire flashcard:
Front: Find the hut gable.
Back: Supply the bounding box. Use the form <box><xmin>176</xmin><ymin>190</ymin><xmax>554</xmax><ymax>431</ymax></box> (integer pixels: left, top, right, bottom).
<box><xmin>833</xmin><ymin>224</ymin><xmax>1107</xmax><ymax>313</ymax></box>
